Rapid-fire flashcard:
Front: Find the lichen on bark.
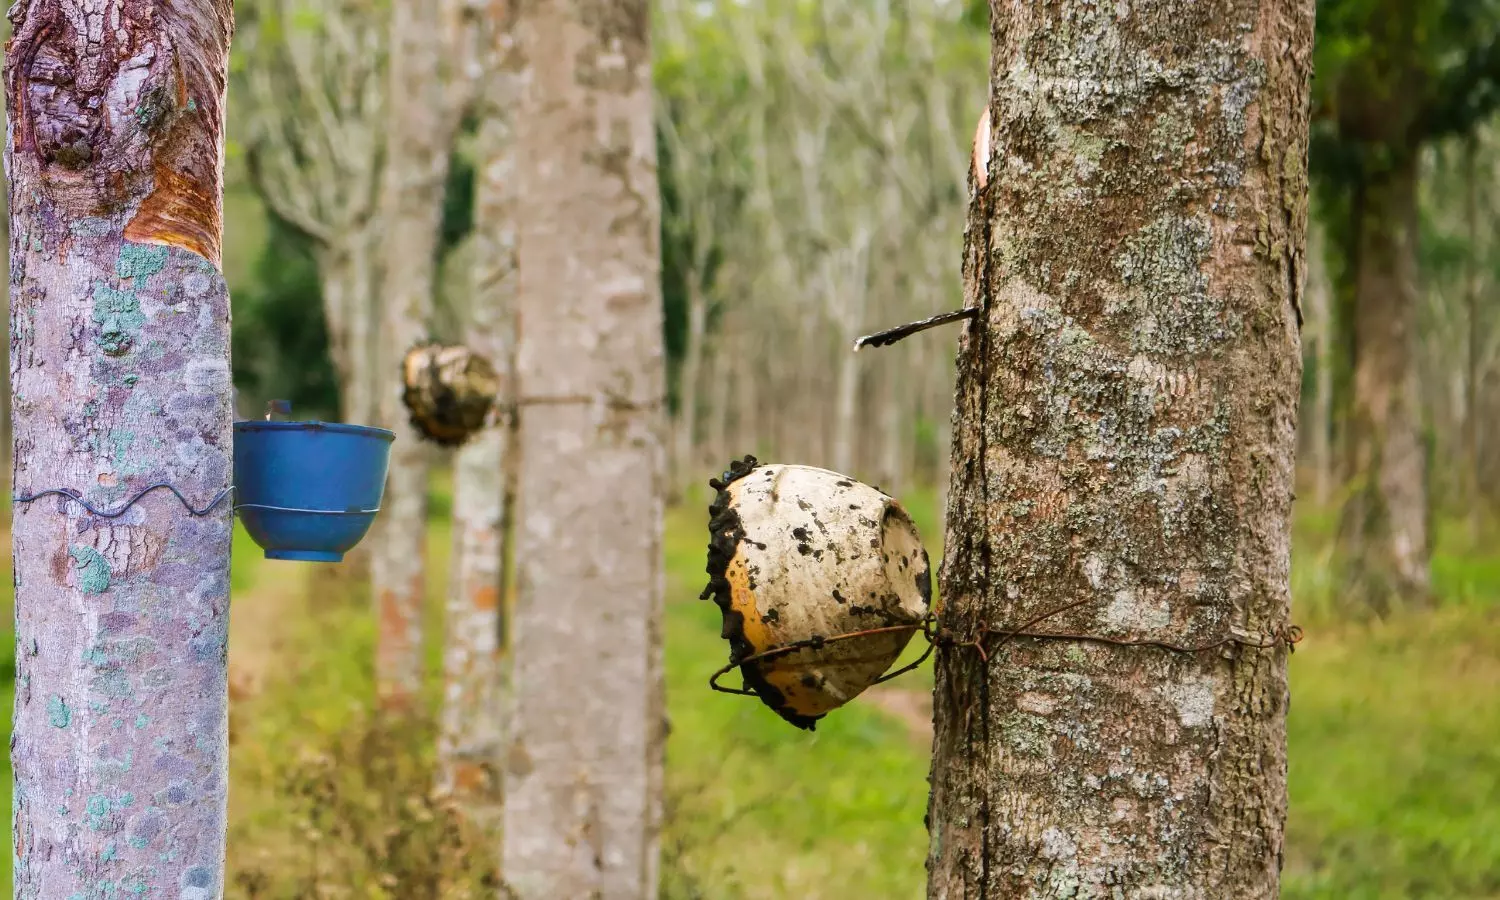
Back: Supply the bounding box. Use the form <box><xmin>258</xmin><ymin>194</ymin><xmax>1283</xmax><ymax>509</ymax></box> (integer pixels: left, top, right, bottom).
<box><xmin>927</xmin><ymin>1</ymin><xmax>1312</xmax><ymax>897</ymax></box>
<box><xmin>6</xmin><ymin>2</ymin><xmax>235</xmax><ymax>897</ymax></box>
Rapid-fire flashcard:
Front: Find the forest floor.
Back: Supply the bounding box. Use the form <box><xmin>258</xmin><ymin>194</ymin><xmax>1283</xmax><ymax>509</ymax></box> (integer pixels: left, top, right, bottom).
<box><xmin>0</xmin><ymin>483</ymin><xmax>1496</xmax><ymax>898</ymax></box>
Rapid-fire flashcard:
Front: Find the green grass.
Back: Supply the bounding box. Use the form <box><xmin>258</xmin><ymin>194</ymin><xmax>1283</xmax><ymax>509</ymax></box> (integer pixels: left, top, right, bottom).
<box><xmin>660</xmin><ymin>503</ymin><xmax>930</xmax><ymax>899</ymax></box>
<box><xmin>0</xmin><ymin>483</ymin><xmax>1497</xmax><ymax>897</ymax></box>
<box><xmin>1283</xmin><ymin>608</ymin><xmax>1500</xmax><ymax>899</ymax></box>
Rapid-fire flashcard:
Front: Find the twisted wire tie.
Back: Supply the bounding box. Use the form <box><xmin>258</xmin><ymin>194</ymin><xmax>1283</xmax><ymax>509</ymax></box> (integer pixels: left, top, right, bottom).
<box><xmin>710</xmin><ymin>594</ymin><xmax>1304</xmax><ymax>696</ymax></box>
<box><xmin>12</xmin><ymin>483</ymin><xmax>380</xmax><ymax>518</ymax></box>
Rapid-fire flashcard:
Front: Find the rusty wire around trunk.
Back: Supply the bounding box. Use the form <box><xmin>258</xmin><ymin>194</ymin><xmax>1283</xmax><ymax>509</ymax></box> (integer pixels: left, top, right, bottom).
<box><xmin>709</xmin><ymin>594</ymin><xmax>1304</xmax><ymax>696</ymax></box>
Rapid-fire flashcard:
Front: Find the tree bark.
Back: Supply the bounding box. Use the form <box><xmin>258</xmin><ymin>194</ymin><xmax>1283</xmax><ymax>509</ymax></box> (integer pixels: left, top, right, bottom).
<box><xmin>1464</xmin><ymin>137</ymin><xmax>1482</xmax><ymax>540</ymax></box>
<box><xmin>831</xmin><ymin>328</ymin><xmax>860</xmax><ymax>475</ymax></box>
<box><xmin>316</xmin><ymin>227</ymin><xmax>379</xmax><ymax>427</ymax></box>
<box><xmin>6</xmin><ymin>2</ymin><xmax>235</xmax><ymax>896</ymax></box>
<box><xmin>371</xmin><ymin>0</ymin><xmax>458</xmax><ymax>706</ymax></box>
<box><xmin>671</xmin><ymin>276</ymin><xmax>707</xmax><ymax>495</ymax></box>
<box><xmin>346</xmin><ymin>228</ymin><xmax>378</xmax><ymax>429</ymax></box>
<box><xmin>879</xmin><ymin>363</ymin><xmax>906</xmax><ymax>495</ymax></box>
<box><xmin>927</xmin><ymin>1</ymin><xmax>1311</xmax><ymax>897</ymax></box>
<box><xmin>1305</xmin><ymin>221</ymin><xmax>1334</xmax><ymax>506</ymax></box>
<box><xmin>705</xmin><ymin>339</ymin><xmax>731</xmax><ymax>475</ymax></box>
<box><xmin>1340</xmin><ymin>157</ymin><xmax>1430</xmax><ymax>604</ymax></box>
<box><xmin>1</xmin><ymin>161</ymin><xmax>9</xmax><ymax>495</ymax></box>
<box><xmin>313</xmin><ymin>229</ymin><xmax>379</xmax><ymax>584</ymax></box>
<box><xmin>501</xmin><ymin>0</ymin><xmax>665</xmax><ymax>895</ymax></box>
<box><xmin>436</xmin><ymin>0</ymin><xmax>518</xmax><ymax>832</ymax></box>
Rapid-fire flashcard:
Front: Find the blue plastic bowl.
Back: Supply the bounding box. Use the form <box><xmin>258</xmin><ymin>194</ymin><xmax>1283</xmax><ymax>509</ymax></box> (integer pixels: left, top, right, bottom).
<box><xmin>232</xmin><ymin>420</ymin><xmax>395</xmax><ymax>562</ymax></box>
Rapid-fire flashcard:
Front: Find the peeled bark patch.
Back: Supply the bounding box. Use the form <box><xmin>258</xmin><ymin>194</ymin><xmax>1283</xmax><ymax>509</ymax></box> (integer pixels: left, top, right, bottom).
<box><xmin>11</xmin><ymin>1</ymin><xmax>231</xmax><ymax>263</ymax></box>
<box><xmin>703</xmin><ymin>457</ymin><xmax>931</xmax><ymax>730</ymax></box>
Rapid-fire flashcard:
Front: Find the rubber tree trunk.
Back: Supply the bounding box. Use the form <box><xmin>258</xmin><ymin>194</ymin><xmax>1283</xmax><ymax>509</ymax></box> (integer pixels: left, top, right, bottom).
<box><xmin>927</xmin><ymin>2</ymin><xmax>1311</xmax><ymax>897</ymax></box>
<box><xmin>6</xmin><ymin>2</ymin><xmax>235</xmax><ymax>896</ymax></box>
<box><xmin>831</xmin><ymin>334</ymin><xmax>860</xmax><ymax>475</ymax></box>
<box><xmin>372</xmin><ymin>0</ymin><xmax>455</xmax><ymax>707</ymax></box>
<box><xmin>317</xmin><ymin>228</ymin><xmax>379</xmax><ymax>584</ymax></box>
<box><xmin>1306</xmin><ymin>221</ymin><xmax>1334</xmax><ymax>506</ymax></box>
<box><xmin>1464</xmin><ymin>138</ymin><xmax>1482</xmax><ymax>540</ymax></box>
<box><xmin>671</xmin><ymin>276</ymin><xmax>707</xmax><ymax>496</ymax></box>
<box><xmin>436</xmin><ymin>3</ymin><xmax>519</xmax><ymax>831</ymax></box>
<box><xmin>1340</xmin><ymin>157</ymin><xmax>1430</xmax><ymax>605</ymax></box>
<box><xmin>317</xmin><ymin>227</ymin><xmax>379</xmax><ymax>427</ymax></box>
<box><xmin>879</xmin><ymin>363</ymin><xmax>906</xmax><ymax>496</ymax></box>
<box><xmin>0</xmin><ymin>166</ymin><xmax>9</xmax><ymax>495</ymax></box>
<box><xmin>501</xmin><ymin>0</ymin><xmax>666</xmax><ymax>894</ymax></box>
<box><xmin>705</xmin><ymin>340</ymin><xmax>731</xmax><ymax>477</ymax></box>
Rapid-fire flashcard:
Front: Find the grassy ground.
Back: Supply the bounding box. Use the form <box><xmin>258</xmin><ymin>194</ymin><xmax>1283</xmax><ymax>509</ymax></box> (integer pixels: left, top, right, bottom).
<box><xmin>0</xmin><ymin>482</ymin><xmax>1496</xmax><ymax>897</ymax></box>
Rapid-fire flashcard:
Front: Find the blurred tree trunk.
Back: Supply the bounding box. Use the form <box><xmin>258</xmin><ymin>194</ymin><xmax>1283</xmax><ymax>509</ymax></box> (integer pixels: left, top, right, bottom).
<box><xmin>0</xmin><ymin>39</ymin><xmax>7</xmax><ymax>490</ymax></box>
<box><xmin>1464</xmin><ymin>137</ymin><xmax>1483</xmax><ymax>540</ymax></box>
<box><xmin>6</xmin><ymin>1</ymin><xmax>236</xmax><ymax>895</ymax></box>
<box><xmin>831</xmin><ymin>327</ymin><xmax>861</xmax><ymax>473</ymax></box>
<box><xmin>879</xmin><ymin>368</ymin><xmax>905</xmax><ymax>494</ymax></box>
<box><xmin>1306</xmin><ymin>221</ymin><xmax>1334</xmax><ymax>506</ymax></box>
<box><xmin>735</xmin><ymin>336</ymin><xmax>759</xmax><ymax>458</ymax></box>
<box><xmin>1340</xmin><ymin>159</ymin><xmax>1430</xmax><ymax>605</ymax></box>
<box><xmin>437</xmin><ymin>0</ymin><xmax>518</xmax><ymax>834</ymax></box>
<box><xmin>372</xmin><ymin>0</ymin><xmax>464</xmax><ymax>706</ymax></box>
<box><xmin>705</xmin><ymin>337</ymin><xmax>731</xmax><ymax>473</ymax></box>
<box><xmin>311</xmin><ymin>229</ymin><xmax>379</xmax><ymax>585</ymax></box>
<box><xmin>1</xmin><ymin>152</ymin><xmax>9</xmax><ymax>495</ymax></box>
<box><xmin>828</xmin><ymin>238</ymin><xmax>872</xmax><ymax>476</ymax></box>
<box><xmin>316</xmin><ymin>230</ymin><xmax>379</xmax><ymax>427</ymax></box>
<box><xmin>501</xmin><ymin>0</ymin><xmax>666</xmax><ymax>893</ymax></box>
<box><xmin>927</xmin><ymin>1</ymin><xmax>1311</xmax><ymax>896</ymax></box>
<box><xmin>672</xmin><ymin>278</ymin><xmax>707</xmax><ymax>494</ymax></box>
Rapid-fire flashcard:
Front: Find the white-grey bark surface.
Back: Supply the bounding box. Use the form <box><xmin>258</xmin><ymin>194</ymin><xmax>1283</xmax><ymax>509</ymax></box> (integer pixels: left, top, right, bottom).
<box><xmin>500</xmin><ymin>0</ymin><xmax>666</xmax><ymax>895</ymax></box>
<box><xmin>927</xmin><ymin>1</ymin><xmax>1313</xmax><ymax>897</ymax></box>
<box><xmin>437</xmin><ymin>0</ymin><xmax>518</xmax><ymax>831</ymax></box>
<box><xmin>371</xmin><ymin>0</ymin><xmax>464</xmax><ymax>706</ymax></box>
<box><xmin>6</xmin><ymin>1</ymin><xmax>236</xmax><ymax>896</ymax></box>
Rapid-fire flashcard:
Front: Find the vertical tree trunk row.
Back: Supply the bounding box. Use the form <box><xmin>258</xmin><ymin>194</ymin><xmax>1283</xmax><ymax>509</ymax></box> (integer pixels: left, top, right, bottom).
<box><xmin>671</xmin><ymin>278</ymin><xmax>708</xmax><ymax>494</ymax></box>
<box><xmin>928</xmin><ymin>2</ymin><xmax>1312</xmax><ymax>896</ymax></box>
<box><xmin>501</xmin><ymin>0</ymin><xmax>666</xmax><ymax>894</ymax></box>
<box><xmin>7</xmin><ymin>2</ymin><xmax>236</xmax><ymax>895</ymax></box>
<box><xmin>372</xmin><ymin>0</ymin><xmax>461</xmax><ymax>706</ymax></box>
<box><xmin>1305</xmin><ymin>221</ymin><xmax>1335</xmax><ymax>506</ymax></box>
<box><xmin>1342</xmin><ymin>158</ymin><xmax>1431</xmax><ymax>604</ymax></box>
<box><xmin>437</xmin><ymin>0</ymin><xmax>519</xmax><ymax>833</ymax></box>
<box><xmin>1464</xmin><ymin>138</ymin><xmax>1483</xmax><ymax>539</ymax></box>
<box><xmin>318</xmin><ymin>229</ymin><xmax>381</xmax><ymax>428</ymax></box>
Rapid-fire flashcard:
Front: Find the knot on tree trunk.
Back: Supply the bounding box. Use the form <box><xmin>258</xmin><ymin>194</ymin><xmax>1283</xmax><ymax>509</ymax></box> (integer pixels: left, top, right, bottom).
<box><xmin>8</xmin><ymin>0</ymin><xmax>232</xmax><ymax>262</ymax></box>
